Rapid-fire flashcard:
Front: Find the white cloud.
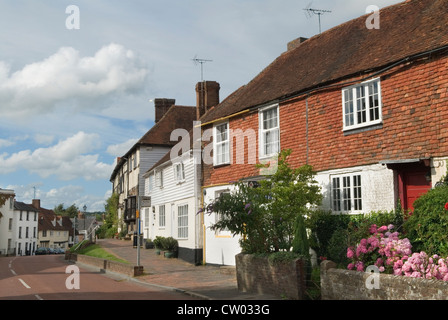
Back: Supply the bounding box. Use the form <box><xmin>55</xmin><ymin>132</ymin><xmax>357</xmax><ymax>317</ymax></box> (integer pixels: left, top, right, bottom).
<box><xmin>0</xmin><ymin>43</ymin><xmax>148</xmax><ymax>119</ymax></box>
<box><xmin>34</xmin><ymin>134</ymin><xmax>55</xmax><ymax>145</ymax></box>
<box><xmin>106</xmin><ymin>138</ymin><xmax>139</xmax><ymax>157</ymax></box>
<box><xmin>0</xmin><ymin>131</ymin><xmax>115</xmax><ymax>181</ymax></box>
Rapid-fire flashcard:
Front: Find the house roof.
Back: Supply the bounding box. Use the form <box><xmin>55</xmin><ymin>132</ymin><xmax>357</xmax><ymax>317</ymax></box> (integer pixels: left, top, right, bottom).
<box><xmin>14</xmin><ymin>201</ymin><xmax>38</xmax><ymax>212</ymax></box>
<box><xmin>110</xmin><ymin>104</ymin><xmax>197</xmax><ymax>181</ymax></box>
<box><xmin>38</xmin><ymin>212</ymin><xmax>73</xmax><ymax>234</ymax></box>
<box><xmin>200</xmin><ymin>0</ymin><xmax>448</xmax><ymax>123</ymax></box>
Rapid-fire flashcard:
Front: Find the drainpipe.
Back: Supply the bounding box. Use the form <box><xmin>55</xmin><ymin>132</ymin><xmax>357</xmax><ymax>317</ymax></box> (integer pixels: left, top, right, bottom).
<box><xmin>306</xmin><ymin>95</ymin><xmax>309</xmax><ymax>165</ymax></box>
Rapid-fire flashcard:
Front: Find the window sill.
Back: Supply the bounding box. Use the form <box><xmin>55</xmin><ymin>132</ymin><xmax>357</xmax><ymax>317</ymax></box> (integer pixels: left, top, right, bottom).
<box><xmin>213</xmin><ymin>162</ymin><xmax>231</xmax><ymax>169</ymax></box>
<box><xmin>343</xmin><ymin>122</ymin><xmax>383</xmax><ymax>136</ymax></box>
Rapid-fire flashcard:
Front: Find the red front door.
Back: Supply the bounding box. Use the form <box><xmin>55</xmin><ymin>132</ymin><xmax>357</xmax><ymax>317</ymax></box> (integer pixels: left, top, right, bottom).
<box><xmin>403</xmin><ymin>171</ymin><xmax>432</xmax><ymax>212</ymax></box>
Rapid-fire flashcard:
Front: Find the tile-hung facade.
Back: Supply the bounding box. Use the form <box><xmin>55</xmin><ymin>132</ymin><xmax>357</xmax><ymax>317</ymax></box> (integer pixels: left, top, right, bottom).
<box><xmin>199</xmin><ymin>0</ymin><xmax>448</xmax><ymax>265</ymax></box>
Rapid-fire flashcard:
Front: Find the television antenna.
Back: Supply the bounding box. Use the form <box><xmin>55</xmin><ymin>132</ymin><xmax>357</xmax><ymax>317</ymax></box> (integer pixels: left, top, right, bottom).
<box><xmin>192</xmin><ymin>55</ymin><xmax>213</xmax><ymax>82</ymax></box>
<box><xmin>303</xmin><ymin>2</ymin><xmax>332</xmax><ymax>34</ymax></box>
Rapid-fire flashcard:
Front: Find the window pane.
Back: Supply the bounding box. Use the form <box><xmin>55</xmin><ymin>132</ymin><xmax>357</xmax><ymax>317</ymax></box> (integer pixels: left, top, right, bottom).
<box><xmin>368</xmin><ymin>81</ymin><xmax>380</xmax><ymax>121</ymax></box>
<box><xmin>332</xmin><ymin>177</ymin><xmax>341</xmax><ymax>211</ymax></box>
<box><xmin>264</xmin><ymin>129</ymin><xmax>279</xmax><ymax>155</ymax></box>
<box><xmin>356</xmin><ymin>86</ymin><xmax>366</xmax><ymax>124</ymax></box>
<box><xmin>263</xmin><ymin>108</ymin><xmax>278</xmax><ymax>130</ymax></box>
<box><xmin>178</xmin><ymin>205</ymin><xmax>188</xmax><ymax>238</ymax></box>
<box><xmin>344</xmin><ymin>89</ymin><xmax>354</xmax><ymax>126</ymax></box>
<box><xmin>342</xmin><ymin>176</ymin><xmax>351</xmax><ymax>211</ymax></box>
<box><xmin>353</xmin><ymin>175</ymin><xmax>362</xmax><ymax>210</ymax></box>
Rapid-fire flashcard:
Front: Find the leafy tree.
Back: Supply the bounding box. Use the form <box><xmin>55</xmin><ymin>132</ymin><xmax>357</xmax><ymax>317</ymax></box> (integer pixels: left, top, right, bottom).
<box><xmin>54</xmin><ymin>203</ymin><xmax>79</xmax><ymax>218</ymax></box>
<box><xmin>207</xmin><ymin>149</ymin><xmax>322</xmax><ymax>254</ymax></box>
<box><xmin>98</xmin><ymin>193</ymin><xmax>119</xmax><ymax>238</ymax></box>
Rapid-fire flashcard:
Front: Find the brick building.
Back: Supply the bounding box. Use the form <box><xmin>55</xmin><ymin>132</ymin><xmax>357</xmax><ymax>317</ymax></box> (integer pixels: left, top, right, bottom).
<box><xmin>199</xmin><ymin>0</ymin><xmax>448</xmax><ymax>265</ymax></box>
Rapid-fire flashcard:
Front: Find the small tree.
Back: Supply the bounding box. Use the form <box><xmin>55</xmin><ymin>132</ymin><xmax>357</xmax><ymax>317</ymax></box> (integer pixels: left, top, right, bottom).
<box><xmin>207</xmin><ymin>149</ymin><xmax>322</xmax><ymax>254</ymax></box>
<box><xmin>98</xmin><ymin>193</ymin><xmax>119</xmax><ymax>238</ymax></box>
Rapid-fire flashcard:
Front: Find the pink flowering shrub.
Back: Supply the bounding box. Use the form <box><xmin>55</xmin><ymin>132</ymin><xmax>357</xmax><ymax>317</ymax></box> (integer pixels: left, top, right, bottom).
<box><xmin>347</xmin><ymin>224</ymin><xmax>448</xmax><ymax>281</ymax></box>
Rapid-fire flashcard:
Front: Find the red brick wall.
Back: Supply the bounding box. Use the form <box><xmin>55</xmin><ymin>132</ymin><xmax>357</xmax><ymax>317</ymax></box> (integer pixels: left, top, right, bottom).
<box><xmin>203</xmin><ymin>54</ymin><xmax>448</xmax><ymax>187</ymax></box>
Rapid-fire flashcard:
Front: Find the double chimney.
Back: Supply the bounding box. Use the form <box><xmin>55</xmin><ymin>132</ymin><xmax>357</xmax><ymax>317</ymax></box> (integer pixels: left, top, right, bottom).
<box><xmin>154</xmin><ymin>81</ymin><xmax>220</xmax><ymax>123</ymax></box>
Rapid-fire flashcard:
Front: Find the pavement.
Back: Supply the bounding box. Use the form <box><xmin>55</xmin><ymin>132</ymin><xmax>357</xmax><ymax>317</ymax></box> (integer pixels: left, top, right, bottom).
<box><xmin>93</xmin><ymin>238</ymin><xmax>279</xmax><ymax>300</ymax></box>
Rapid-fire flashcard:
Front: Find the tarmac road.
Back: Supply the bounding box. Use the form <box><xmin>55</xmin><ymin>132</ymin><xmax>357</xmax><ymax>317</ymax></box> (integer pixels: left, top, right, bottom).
<box><xmin>0</xmin><ymin>254</ymin><xmax>198</xmax><ymax>300</ymax></box>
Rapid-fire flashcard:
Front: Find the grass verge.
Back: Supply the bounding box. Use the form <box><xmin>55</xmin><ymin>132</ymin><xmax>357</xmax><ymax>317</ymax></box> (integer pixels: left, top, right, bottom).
<box><xmin>71</xmin><ymin>241</ymin><xmax>129</xmax><ymax>264</ymax></box>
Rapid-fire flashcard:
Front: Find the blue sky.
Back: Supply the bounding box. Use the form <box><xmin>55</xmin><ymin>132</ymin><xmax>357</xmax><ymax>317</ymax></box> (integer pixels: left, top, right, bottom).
<box><xmin>0</xmin><ymin>0</ymin><xmax>402</xmax><ymax>211</ymax></box>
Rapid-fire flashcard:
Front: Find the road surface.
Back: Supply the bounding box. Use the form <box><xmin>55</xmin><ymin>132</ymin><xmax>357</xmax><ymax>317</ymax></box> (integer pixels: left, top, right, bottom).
<box><xmin>0</xmin><ymin>254</ymin><xmax>198</xmax><ymax>300</ymax></box>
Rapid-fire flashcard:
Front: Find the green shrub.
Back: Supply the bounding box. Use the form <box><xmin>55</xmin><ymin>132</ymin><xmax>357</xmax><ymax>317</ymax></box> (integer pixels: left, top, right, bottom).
<box><xmin>306</xmin><ymin>210</ymin><xmax>350</xmax><ymax>259</ymax></box>
<box><xmin>404</xmin><ymin>185</ymin><xmax>448</xmax><ymax>256</ymax></box>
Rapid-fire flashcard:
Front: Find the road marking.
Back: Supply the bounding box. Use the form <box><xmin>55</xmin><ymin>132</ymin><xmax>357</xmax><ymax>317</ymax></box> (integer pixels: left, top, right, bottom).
<box><xmin>35</xmin><ymin>294</ymin><xmax>44</xmax><ymax>300</ymax></box>
<box><xmin>18</xmin><ymin>278</ymin><xmax>31</xmax><ymax>289</ymax></box>
<box><xmin>10</xmin><ymin>269</ymin><xmax>17</xmax><ymax>276</ymax></box>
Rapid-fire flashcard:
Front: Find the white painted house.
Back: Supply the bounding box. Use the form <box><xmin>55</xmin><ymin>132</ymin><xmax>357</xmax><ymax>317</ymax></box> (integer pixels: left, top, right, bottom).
<box><xmin>142</xmin><ymin>149</ymin><xmax>203</xmax><ymax>264</ymax></box>
<box><xmin>0</xmin><ymin>189</ymin><xmax>16</xmax><ymax>256</ymax></box>
<box><xmin>13</xmin><ymin>201</ymin><xmax>39</xmax><ymax>256</ymax></box>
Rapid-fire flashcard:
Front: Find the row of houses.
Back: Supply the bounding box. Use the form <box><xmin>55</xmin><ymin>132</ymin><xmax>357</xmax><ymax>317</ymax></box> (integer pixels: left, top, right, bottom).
<box><xmin>0</xmin><ymin>190</ymin><xmax>98</xmax><ymax>256</ymax></box>
<box><xmin>110</xmin><ymin>0</ymin><xmax>448</xmax><ymax>266</ymax></box>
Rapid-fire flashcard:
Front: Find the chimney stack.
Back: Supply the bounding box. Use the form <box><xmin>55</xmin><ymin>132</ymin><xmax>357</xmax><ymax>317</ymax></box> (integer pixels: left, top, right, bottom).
<box><xmin>154</xmin><ymin>98</ymin><xmax>176</xmax><ymax>123</ymax></box>
<box><xmin>287</xmin><ymin>37</ymin><xmax>308</xmax><ymax>51</ymax></box>
<box><xmin>196</xmin><ymin>81</ymin><xmax>220</xmax><ymax>120</ymax></box>
<box><xmin>32</xmin><ymin>199</ymin><xmax>40</xmax><ymax>209</ymax></box>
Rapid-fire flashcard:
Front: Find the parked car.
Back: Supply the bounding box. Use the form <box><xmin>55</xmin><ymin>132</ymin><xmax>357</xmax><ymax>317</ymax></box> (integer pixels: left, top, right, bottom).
<box><xmin>35</xmin><ymin>247</ymin><xmax>47</xmax><ymax>255</ymax></box>
<box><xmin>54</xmin><ymin>248</ymin><xmax>65</xmax><ymax>254</ymax></box>
<box><xmin>48</xmin><ymin>248</ymin><xmax>56</xmax><ymax>254</ymax></box>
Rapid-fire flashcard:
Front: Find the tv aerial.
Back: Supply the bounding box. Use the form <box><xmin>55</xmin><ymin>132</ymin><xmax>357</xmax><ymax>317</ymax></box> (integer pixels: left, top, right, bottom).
<box><xmin>192</xmin><ymin>55</ymin><xmax>213</xmax><ymax>82</ymax></box>
<box><xmin>303</xmin><ymin>2</ymin><xmax>332</xmax><ymax>34</ymax></box>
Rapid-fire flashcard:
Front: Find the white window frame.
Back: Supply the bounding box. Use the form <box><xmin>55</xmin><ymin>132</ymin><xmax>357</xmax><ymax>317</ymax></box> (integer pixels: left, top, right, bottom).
<box><xmin>177</xmin><ymin>204</ymin><xmax>188</xmax><ymax>239</ymax></box>
<box><xmin>173</xmin><ymin>162</ymin><xmax>186</xmax><ymax>183</ymax></box>
<box><xmin>342</xmin><ymin>78</ymin><xmax>382</xmax><ymax>131</ymax></box>
<box><xmin>158</xmin><ymin>205</ymin><xmax>165</xmax><ymax>228</ymax></box>
<box><xmin>148</xmin><ymin>174</ymin><xmax>154</xmax><ymax>193</ymax></box>
<box><xmin>213</xmin><ymin>121</ymin><xmax>230</xmax><ymax>166</ymax></box>
<box><xmin>156</xmin><ymin>170</ymin><xmax>163</xmax><ymax>188</ymax></box>
<box><xmin>331</xmin><ymin>173</ymin><xmax>363</xmax><ymax>213</ymax></box>
<box><xmin>259</xmin><ymin>104</ymin><xmax>280</xmax><ymax>159</ymax></box>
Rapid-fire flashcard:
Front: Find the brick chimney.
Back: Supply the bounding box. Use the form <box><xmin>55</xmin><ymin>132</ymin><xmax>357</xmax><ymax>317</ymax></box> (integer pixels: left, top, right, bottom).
<box><xmin>196</xmin><ymin>81</ymin><xmax>220</xmax><ymax>120</ymax></box>
<box><xmin>287</xmin><ymin>37</ymin><xmax>308</xmax><ymax>51</ymax></box>
<box><xmin>154</xmin><ymin>98</ymin><xmax>176</xmax><ymax>123</ymax></box>
<box><xmin>32</xmin><ymin>199</ymin><xmax>40</xmax><ymax>209</ymax></box>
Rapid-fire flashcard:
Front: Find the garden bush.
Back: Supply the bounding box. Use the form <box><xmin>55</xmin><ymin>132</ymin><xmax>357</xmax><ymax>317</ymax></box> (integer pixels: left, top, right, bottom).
<box><xmin>404</xmin><ymin>185</ymin><xmax>448</xmax><ymax>256</ymax></box>
<box><xmin>346</xmin><ymin>223</ymin><xmax>448</xmax><ymax>281</ymax></box>
<box><xmin>206</xmin><ymin>149</ymin><xmax>322</xmax><ymax>254</ymax></box>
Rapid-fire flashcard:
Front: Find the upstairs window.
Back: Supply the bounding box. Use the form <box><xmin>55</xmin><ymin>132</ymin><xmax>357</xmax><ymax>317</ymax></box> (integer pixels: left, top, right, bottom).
<box><xmin>213</xmin><ymin>122</ymin><xmax>230</xmax><ymax>166</ymax></box>
<box><xmin>259</xmin><ymin>105</ymin><xmax>280</xmax><ymax>158</ymax></box>
<box><xmin>342</xmin><ymin>78</ymin><xmax>382</xmax><ymax>131</ymax></box>
<box><xmin>174</xmin><ymin>162</ymin><xmax>186</xmax><ymax>183</ymax></box>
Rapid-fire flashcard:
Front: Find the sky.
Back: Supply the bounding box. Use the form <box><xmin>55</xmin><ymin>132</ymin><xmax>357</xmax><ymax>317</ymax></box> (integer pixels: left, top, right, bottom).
<box><xmin>0</xmin><ymin>0</ymin><xmax>403</xmax><ymax>212</ymax></box>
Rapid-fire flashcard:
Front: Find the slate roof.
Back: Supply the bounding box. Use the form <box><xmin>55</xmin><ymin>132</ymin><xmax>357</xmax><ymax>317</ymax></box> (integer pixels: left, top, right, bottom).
<box><xmin>14</xmin><ymin>201</ymin><xmax>38</xmax><ymax>212</ymax></box>
<box><xmin>201</xmin><ymin>0</ymin><xmax>448</xmax><ymax>123</ymax></box>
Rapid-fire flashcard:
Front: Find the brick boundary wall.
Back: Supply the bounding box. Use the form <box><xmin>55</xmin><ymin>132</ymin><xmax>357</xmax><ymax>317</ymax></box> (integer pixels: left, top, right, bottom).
<box><xmin>320</xmin><ymin>260</ymin><xmax>448</xmax><ymax>300</ymax></box>
<box><xmin>235</xmin><ymin>253</ymin><xmax>306</xmax><ymax>300</ymax></box>
<box><xmin>65</xmin><ymin>252</ymin><xmax>144</xmax><ymax>277</ymax></box>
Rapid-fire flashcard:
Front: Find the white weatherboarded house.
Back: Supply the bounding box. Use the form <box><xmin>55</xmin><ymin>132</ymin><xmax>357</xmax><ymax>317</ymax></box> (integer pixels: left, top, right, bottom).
<box><xmin>142</xmin><ymin>148</ymin><xmax>203</xmax><ymax>265</ymax></box>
